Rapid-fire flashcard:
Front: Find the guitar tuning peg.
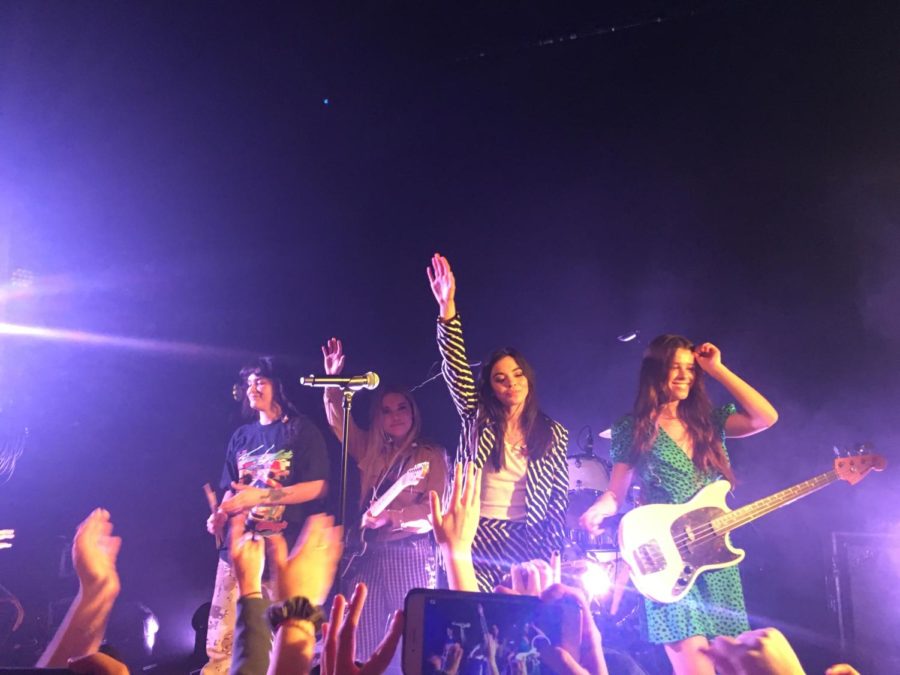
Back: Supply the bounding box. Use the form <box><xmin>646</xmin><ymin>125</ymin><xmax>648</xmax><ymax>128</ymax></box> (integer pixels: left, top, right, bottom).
<box><xmin>833</xmin><ymin>446</ymin><xmax>842</xmax><ymax>457</ymax></box>
<box><xmin>857</xmin><ymin>441</ymin><xmax>874</xmax><ymax>454</ymax></box>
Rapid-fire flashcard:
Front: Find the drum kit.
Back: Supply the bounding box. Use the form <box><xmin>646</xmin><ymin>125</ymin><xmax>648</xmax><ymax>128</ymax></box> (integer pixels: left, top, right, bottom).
<box><xmin>561</xmin><ymin>429</ymin><xmax>642</xmax><ymax>640</ymax></box>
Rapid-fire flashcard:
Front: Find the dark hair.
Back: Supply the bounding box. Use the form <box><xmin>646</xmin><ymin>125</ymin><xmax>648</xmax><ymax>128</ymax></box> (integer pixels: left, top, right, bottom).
<box><xmin>631</xmin><ymin>334</ymin><xmax>735</xmax><ymax>484</ymax></box>
<box><xmin>237</xmin><ymin>356</ymin><xmax>300</xmax><ymax>421</ymax></box>
<box><xmin>475</xmin><ymin>347</ymin><xmax>554</xmax><ymax>470</ymax></box>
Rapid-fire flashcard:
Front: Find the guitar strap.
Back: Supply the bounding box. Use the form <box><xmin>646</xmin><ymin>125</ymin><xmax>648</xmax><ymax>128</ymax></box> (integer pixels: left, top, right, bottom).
<box><xmin>371</xmin><ymin>446</ymin><xmax>410</xmax><ymax>503</ymax></box>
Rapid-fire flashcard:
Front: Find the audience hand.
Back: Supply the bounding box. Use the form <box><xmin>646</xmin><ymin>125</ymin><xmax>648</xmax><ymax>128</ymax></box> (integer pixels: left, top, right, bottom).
<box><xmin>538</xmin><ymin>584</ymin><xmax>607</xmax><ymax>675</ymax></box>
<box><xmin>228</xmin><ymin>513</ymin><xmax>264</xmax><ymax>597</ymax></box>
<box><xmin>73</xmin><ymin>509</ymin><xmax>122</xmax><ymax>598</ymax></box>
<box><xmin>430</xmin><ymin>461</ymin><xmax>481</xmax><ymax>553</ymax></box>
<box><xmin>825</xmin><ymin>665</ymin><xmax>860</xmax><ymax>675</ymax></box>
<box><xmin>497</xmin><ymin>554</ymin><xmax>561</xmax><ymax>596</ymax></box>
<box><xmin>67</xmin><ymin>651</ymin><xmax>130</xmax><ymax>675</ymax></box>
<box><xmin>37</xmin><ymin>510</ymin><xmax>122</xmax><ymax>668</ymax></box>
<box><xmin>266</xmin><ymin>512</ymin><xmax>342</xmax><ymax>605</ymax></box>
<box><xmin>321</xmin><ymin>583</ymin><xmax>404</xmax><ymax>675</ymax></box>
<box><xmin>702</xmin><ymin>627</ymin><xmax>805</xmax><ymax>675</ymax></box>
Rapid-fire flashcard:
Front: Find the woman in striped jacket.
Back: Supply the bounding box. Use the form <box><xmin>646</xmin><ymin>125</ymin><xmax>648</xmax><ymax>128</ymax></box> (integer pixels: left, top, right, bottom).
<box><xmin>427</xmin><ymin>253</ymin><xmax>569</xmax><ymax>591</ymax></box>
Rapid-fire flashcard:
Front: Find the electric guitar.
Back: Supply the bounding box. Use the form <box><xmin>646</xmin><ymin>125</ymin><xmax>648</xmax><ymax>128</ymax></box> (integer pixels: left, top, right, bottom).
<box><xmin>341</xmin><ymin>461</ymin><xmax>430</xmax><ymax>576</ymax></box>
<box><xmin>618</xmin><ymin>452</ymin><xmax>886</xmax><ymax>603</ymax></box>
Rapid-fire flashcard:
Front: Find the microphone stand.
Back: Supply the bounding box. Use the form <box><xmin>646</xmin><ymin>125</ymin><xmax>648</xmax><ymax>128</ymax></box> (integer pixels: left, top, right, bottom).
<box><xmin>338</xmin><ymin>386</ymin><xmax>356</xmax><ymax>528</ymax></box>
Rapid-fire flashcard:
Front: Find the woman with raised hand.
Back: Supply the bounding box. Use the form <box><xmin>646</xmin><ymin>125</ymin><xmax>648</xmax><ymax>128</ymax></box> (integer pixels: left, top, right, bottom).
<box><xmin>580</xmin><ymin>334</ymin><xmax>778</xmax><ymax>675</ymax></box>
<box><xmin>427</xmin><ymin>253</ymin><xmax>569</xmax><ymax>592</ymax></box>
<box><xmin>320</xmin><ymin>338</ymin><xmax>447</xmax><ymax>669</ymax></box>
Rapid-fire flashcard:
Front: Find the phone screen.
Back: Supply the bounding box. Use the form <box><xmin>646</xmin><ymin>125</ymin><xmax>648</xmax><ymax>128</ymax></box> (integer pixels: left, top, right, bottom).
<box><xmin>403</xmin><ymin>589</ymin><xmax>581</xmax><ymax>675</ymax></box>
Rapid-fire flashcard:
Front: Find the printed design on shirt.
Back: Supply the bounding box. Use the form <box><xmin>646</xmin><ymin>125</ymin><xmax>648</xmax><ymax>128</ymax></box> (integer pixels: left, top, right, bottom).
<box><xmin>236</xmin><ymin>444</ymin><xmax>294</xmax><ymax>531</ymax></box>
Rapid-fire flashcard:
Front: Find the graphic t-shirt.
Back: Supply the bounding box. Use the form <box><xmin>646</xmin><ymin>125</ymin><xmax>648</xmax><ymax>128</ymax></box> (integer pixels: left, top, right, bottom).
<box><xmin>218</xmin><ymin>415</ymin><xmax>329</xmax><ymax>554</ymax></box>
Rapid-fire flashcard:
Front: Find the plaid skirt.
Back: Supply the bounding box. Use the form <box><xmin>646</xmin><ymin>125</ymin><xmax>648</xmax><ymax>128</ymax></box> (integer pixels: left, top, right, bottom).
<box><xmin>341</xmin><ymin>535</ymin><xmax>437</xmax><ymax>661</ymax></box>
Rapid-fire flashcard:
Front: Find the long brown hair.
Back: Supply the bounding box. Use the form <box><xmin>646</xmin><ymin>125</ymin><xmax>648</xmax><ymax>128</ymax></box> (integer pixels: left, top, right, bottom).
<box><xmin>632</xmin><ymin>335</ymin><xmax>735</xmax><ymax>484</ymax></box>
<box><xmin>475</xmin><ymin>347</ymin><xmax>553</xmax><ymax>470</ymax></box>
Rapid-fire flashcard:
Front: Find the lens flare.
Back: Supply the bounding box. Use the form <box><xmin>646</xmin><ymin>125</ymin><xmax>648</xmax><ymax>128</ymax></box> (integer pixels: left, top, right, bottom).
<box><xmin>579</xmin><ymin>560</ymin><xmax>614</xmax><ymax>599</ymax></box>
<box><xmin>0</xmin><ymin>321</ymin><xmax>251</xmax><ymax>360</ymax></box>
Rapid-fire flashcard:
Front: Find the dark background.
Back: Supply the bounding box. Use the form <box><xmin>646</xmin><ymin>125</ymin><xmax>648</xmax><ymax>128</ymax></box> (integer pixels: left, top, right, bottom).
<box><xmin>1</xmin><ymin>1</ymin><xmax>898</xmax><ymax>672</ymax></box>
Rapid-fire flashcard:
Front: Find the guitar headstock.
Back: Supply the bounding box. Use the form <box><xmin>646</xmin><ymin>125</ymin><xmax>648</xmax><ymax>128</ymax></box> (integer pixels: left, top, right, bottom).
<box><xmin>834</xmin><ymin>452</ymin><xmax>887</xmax><ymax>485</ymax></box>
<box><xmin>403</xmin><ymin>461</ymin><xmax>430</xmax><ymax>486</ymax></box>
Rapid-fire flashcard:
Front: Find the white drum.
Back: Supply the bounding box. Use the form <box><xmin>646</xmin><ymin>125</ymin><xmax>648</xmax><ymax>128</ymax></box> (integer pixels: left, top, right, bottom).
<box><xmin>566</xmin><ymin>454</ymin><xmax>613</xmax><ymax>546</ymax></box>
<box><xmin>567</xmin><ymin>454</ymin><xmax>611</xmax><ymax>493</ymax></box>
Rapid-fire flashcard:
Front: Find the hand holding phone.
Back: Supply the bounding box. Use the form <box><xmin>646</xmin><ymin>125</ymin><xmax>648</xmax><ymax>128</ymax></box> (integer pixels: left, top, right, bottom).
<box><xmin>403</xmin><ymin>589</ymin><xmax>586</xmax><ymax>675</ymax></box>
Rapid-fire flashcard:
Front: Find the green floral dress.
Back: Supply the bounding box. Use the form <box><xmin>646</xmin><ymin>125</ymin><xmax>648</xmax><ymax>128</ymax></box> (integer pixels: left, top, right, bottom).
<box><xmin>610</xmin><ymin>404</ymin><xmax>751</xmax><ymax>644</ymax></box>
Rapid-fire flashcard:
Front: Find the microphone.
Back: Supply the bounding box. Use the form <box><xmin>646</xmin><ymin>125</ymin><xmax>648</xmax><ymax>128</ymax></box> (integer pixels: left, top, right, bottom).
<box><xmin>299</xmin><ymin>372</ymin><xmax>380</xmax><ymax>391</ymax></box>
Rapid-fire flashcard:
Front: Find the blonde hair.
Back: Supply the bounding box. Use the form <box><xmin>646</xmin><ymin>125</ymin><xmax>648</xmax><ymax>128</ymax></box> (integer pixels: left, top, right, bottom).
<box><xmin>357</xmin><ymin>387</ymin><xmax>423</xmax><ymax>501</ymax></box>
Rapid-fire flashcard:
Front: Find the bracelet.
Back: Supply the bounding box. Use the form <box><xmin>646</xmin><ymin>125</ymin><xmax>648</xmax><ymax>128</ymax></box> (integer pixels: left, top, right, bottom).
<box><xmin>280</xmin><ymin>618</ymin><xmax>317</xmax><ymax>638</ymax></box>
<box><xmin>267</xmin><ymin>596</ymin><xmax>325</xmax><ymax>632</ymax></box>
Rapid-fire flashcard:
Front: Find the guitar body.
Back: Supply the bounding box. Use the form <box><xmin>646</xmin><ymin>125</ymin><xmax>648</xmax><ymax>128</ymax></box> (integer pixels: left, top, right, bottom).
<box><xmin>619</xmin><ymin>480</ymin><xmax>744</xmax><ymax>604</ymax></box>
<box><xmin>340</xmin><ymin>489</ymin><xmax>375</xmax><ymax>578</ymax></box>
<box><xmin>340</xmin><ymin>461</ymin><xmax>431</xmax><ymax>578</ymax></box>
<box><xmin>618</xmin><ymin>452</ymin><xmax>886</xmax><ymax>604</ymax></box>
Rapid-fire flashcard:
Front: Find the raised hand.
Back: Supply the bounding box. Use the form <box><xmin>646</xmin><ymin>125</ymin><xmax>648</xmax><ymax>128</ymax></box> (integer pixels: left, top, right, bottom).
<box><xmin>72</xmin><ymin>509</ymin><xmax>122</xmax><ymax>596</ymax></box>
<box><xmin>427</xmin><ymin>253</ymin><xmax>457</xmax><ymax>320</ymax></box>
<box><xmin>321</xmin><ymin>583</ymin><xmax>404</xmax><ymax>675</ymax></box>
<box><xmin>37</xmin><ymin>510</ymin><xmax>123</xmax><ymax>668</ymax></box>
<box><xmin>497</xmin><ymin>554</ymin><xmax>561</xmax><ymax>596</ymax></box>
<box><xmin>266</xmin><ymin>512</ymin><xmax>343</xmax><ymax>605</ymax></box>
<box><xmin>702</xmin><ymin>627</ymin><xmax>805</xmax><ymax>675</ymax></box>
<box><xmin>430</xmin><ymin>461</ymin><xmax>481</xmax><ymax>591</ymax></box>
<box><xmin>693</xmin><ymin>342</ymin><xmax>725</xmax><ymax>376</ymax></box>
<box><xmin>430</xmin><ymin>461</ymin><xmax>481</xmax><ymax>553</ymax></box>
<box><xmin>322</xmin><ymin>337</ymin><xmax>346</xmax><ymax>376</ymax></box>
<box><xmin>228</xmin><ymin>513</ymin><xmax>264</xmax><ymax>597</ymax></box>
<box><xmin>538</xmin><ymin>584</ymin><xmax>608</xmax><ymax>675</ymax></box>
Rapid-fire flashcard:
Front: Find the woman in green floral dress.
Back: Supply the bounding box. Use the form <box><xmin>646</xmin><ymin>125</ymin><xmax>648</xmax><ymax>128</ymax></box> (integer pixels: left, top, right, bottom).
<box><xmin>580</xmin><ymin>334</ymin><xmax>778</xmax><ymax>675</ymax></box>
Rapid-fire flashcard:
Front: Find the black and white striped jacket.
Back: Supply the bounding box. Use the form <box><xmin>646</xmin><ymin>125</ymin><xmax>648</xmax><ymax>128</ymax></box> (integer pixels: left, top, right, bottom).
<box><xmin>436</xmin><ymin>314</ymin><xmax>569</xmax><ymax>551</ymax></box>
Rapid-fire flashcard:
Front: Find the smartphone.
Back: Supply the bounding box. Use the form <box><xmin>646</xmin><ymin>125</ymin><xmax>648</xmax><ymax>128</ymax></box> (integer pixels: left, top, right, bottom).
<box><xmin>403</xmin><ymin>588</ymin><xmax>582</xmax><ymax>675</ymax></box>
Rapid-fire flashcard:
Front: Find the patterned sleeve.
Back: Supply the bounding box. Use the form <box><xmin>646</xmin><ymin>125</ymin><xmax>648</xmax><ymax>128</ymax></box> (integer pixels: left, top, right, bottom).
<box><xmin>436</xmin><ymin>314</ymin><xmax>479</xmax><ymax>421</ymax></box>
<box><xmin>545</xmin><ymin>421</ymin><xmax>570</xmax><ymax>552</ymax></box>
<box><xmin>713</xmin><ymin>403</ymin><xmax>738</xmax><ymax>438</ymax></box>
<box><xmin>609</xmin><ymin>416</ymin><xmax>637</xmax><ymax>466</ymax></box>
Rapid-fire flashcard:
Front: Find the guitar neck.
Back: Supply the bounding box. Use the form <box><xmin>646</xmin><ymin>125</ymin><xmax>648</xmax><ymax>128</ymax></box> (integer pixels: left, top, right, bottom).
<box><xmin>369</xmin><ymin>478</ymin><xmax>412</xmax><ymax>517</ymax></box>
<box><xmin>712</xmin><ymin>469</ymin><xmax>838</xmax><ymax>534</ymax></box>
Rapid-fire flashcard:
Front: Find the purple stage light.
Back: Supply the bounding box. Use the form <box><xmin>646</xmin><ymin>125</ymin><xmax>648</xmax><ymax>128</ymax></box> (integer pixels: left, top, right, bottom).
<box><xmin>0</xmin><ymin>321</ymin><xmax>252</xmax><ymax>360</ymax></box>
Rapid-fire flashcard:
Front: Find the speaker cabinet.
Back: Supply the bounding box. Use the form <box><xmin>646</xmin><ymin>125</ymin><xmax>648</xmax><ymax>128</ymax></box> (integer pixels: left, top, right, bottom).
<box><xmin>830</xmin><ymin>532</ymin><xmax>900</xmax><ymax>674</ymax></box>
